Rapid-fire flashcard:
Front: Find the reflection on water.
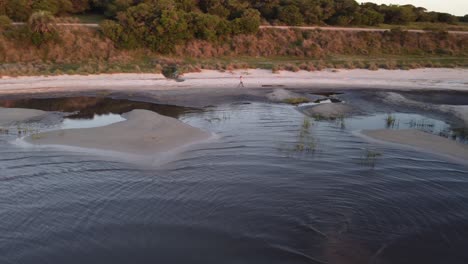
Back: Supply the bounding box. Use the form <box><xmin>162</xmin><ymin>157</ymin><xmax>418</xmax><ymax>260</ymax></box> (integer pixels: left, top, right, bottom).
<box><xmin>1</xmin><ymin>102</ymin><xmax>468</xmax><ymax>264</ymax></box>
<box><xmin>60</xmin><ymin>114</ymin><xmax>126</xmax><ymax>129</ymax></box>
<box><xmin>0</xmin><ymin>96</ymin><xmax>196</xmax><ymax>119</ymax></box>
<box><xmin>343</xmin><ymin>112</ymin><xmax>467</xmax><ymax>143</ymax></box>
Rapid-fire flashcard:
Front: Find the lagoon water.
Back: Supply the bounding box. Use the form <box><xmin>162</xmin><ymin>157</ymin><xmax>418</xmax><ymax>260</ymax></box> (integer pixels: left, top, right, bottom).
<box><xmin>1</xmin><ymin>101</ymin><xmax>468</xmax><ymax>264</ymax></box>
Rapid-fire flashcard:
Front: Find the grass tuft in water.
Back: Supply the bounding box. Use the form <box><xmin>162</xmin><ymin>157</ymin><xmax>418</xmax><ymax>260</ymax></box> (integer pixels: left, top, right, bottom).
<box><xmin>284</xmin><ymin>97</ymin><xmax>310</xmax><ymax>105</ymax></box>
<box><xmin>362</xmin><ymin>149</ymin><xmax>383</xmax><ymax>168</ymax></box>
<box><xmin>30</xmin><ymin>133</ymin><xmax>44</xmax><ymax>140</ymax></box>
<box><xmin>294</xmin><ymin>118</ymin><xmax>316</xmax><ymax>153</ymax></box>
<box><xmin>385</xmin><ymin>115</ymin><xmax>397</xmax><ymax>128</ymax></box>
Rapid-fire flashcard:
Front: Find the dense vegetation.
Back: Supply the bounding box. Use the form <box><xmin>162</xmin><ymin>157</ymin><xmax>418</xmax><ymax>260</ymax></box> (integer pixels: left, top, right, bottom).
<box><xmin>1</xmin><ymin>0</ymin><xmax>466</xmax><ymax>53</ymax></box>
<box><xmin>1</xmin><ymin>0</ymin><xmax>464</xmax><ymax>25</ymax></box>
<box><xmin>0</xmin><ymin>0</ymin><xmax>466</xmax><ymax>76</ymax></box>
<box><xmin>0</xmin><ymin>25</ymin><xmax>466</xmax><ymax>76</ymax></box>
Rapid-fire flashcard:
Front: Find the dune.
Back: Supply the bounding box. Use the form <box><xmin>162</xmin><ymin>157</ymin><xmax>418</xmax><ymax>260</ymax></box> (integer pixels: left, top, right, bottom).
<box><xmin>362</xmin><ymin>129</ymin><xmax>468</xmax><ymax>163</ymax></box>
<box><xmin>25</xmin><ymin>109</ymin><xmax>212</xmax><ymax>157</ymax></box>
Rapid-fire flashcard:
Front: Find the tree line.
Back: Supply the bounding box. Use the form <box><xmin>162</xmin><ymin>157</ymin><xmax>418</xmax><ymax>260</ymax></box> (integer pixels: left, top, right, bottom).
<box><xmin>1</xmin><ymin>0</ymin><xmax>464</xmax><ymax>25</ymax></box>
<box><xmin>0</xmin><ymin>0</ymin><xmax>466</xmax><ymax>53</ymax></box>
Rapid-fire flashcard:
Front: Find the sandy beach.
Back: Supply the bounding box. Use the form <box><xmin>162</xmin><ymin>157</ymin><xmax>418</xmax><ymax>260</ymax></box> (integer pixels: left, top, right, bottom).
<box><xmin>23</xmin><ymin>109</ymin><xmax>212</xmax><ymax>162</ymax></box>
<box><xmin>0</xmin><ymin>68</ymin><xmax>467</xmax><ymax>95</ymax></box>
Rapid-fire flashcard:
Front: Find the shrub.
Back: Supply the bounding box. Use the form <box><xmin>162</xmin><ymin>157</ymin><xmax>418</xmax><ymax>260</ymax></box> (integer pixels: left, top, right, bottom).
<box><xmin>367</xmin><ymin>62</ymin><xmax>379</xmax><ymax>71</ymax></box>
<box><xmin>28</xmin><ymin>11</ymin><xmax>59</xmax><ymax>46</ymax></box>
<box><xmin>0</xmin><ymin>16</ymin><xmax>12</xmax><ymax>31</ymax></box>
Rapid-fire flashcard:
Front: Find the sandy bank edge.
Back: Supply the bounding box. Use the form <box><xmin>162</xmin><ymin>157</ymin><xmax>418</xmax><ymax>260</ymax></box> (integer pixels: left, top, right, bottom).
<box><xmin>359</xmin><ymin>129</ymin><xmax>468</xmax><ymax>165</ymax></box>
<box><xmin>0</xmin><ymin>107</ymin><xmax>48</xmax><ymax>126</ymax></box>
<box><xmin>22</xmin><ymin>109</ymin><xmax>215</xmax><ymax>165</ymax></box>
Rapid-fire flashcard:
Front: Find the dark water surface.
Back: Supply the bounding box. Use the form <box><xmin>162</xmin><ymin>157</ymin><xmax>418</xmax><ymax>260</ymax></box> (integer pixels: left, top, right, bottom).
<box><xmin>0</xmin><ymin>96</ymin><xmax>195</xmax><ymax>119</ymax></box>
<box><xmin>1</xmin><ymin>100</ymin><xmax>468</xmax><ymax>264</ymax></box>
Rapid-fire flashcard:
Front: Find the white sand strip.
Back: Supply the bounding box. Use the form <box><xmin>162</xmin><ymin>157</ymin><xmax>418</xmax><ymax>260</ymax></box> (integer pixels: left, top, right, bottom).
<box><xmin>0</xmin><ymin>69</ymin><xmax>467</xmax><ymax>94</ymax></box>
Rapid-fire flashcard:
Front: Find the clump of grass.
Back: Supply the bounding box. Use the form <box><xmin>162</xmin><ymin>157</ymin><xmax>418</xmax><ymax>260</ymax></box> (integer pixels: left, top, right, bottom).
<box><xmin>271</xmin><ymin>64</ymin><xmax>281</xmax><ymax>74</ymax></box>
<box><xmin>294</xmin><ymin>117</ymin><xmax>316</xmax><ymax>153</ymax></box>
<box><xmin>30</xmin><ymin>133</ymin><xmax>43</xmax><ymax>140</ymax></box>
<box><xmin>367</xmin><ymin>62</ymin><xmax>379</xmax><ymax>71</ymax></box>
<box><xmin>302</xmin><ymin>118</ymin><xmax>311</xmax><ymax>129</ymax></box>
<box><xmin>362</xmin><ymin>149</ymin><xmax>383</xmax><ymax>168</ymax></box>
<box><xmin>284</xmin><ymin>97</ymin><xmax>310</xmax><ymax>105</ymax></box>
<box><xmin>96</xmin><ymin>90</ymin><xmax>111</xmax><ymax>97</ymax></box>
<box><xmin>385</xmin><ymin>115</ymin><xmax>397</xmax><ymax>128</ymax></box>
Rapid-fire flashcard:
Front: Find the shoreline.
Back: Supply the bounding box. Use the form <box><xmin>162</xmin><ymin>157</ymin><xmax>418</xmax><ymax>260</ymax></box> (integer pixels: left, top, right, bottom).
<box><xmin>0</xmin><ymin>68</ymin><xmax>467</xmax><ymax>95</ymax></box>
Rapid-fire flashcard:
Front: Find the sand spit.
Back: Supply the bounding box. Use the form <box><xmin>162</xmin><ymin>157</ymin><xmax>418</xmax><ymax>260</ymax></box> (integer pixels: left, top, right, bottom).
<box><xmin>0</xmin><ymin>108</ymin><xmax>47</xmax><ymax>126</ymax></box>
<box><xmin>382</xmin><ymin>92</ymin><xmax>468</xmax><ymax>126</ymax></box>
<box><xmin>362</xmin><ymin>129</ymin><xmax>468</xmax><ymax>163</ymax></box>
<box><xmin>302</xmin><ymin>103</ymin><xmax>358</xmax><ymax>119</ymax></box>
<box><xmin>0</xmin><ymin>69</ymin><xmax>467</xmax><ymax>95</ymax></box>
<box><xmin>25</xmin><ymin>109</ymin><xmax>212</xmax><ymax>158</ymax></box>
<box><xmin>266</xmin><ymin>88</ymin><xmax>305</xmax><ymax>102</ymax></box>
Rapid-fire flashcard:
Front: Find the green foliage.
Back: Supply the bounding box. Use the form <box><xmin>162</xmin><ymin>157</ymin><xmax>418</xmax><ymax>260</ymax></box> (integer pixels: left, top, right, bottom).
<box><xmin>0</xmin><ymin>15</ymin><xmax>12</xmax><ymax>30</ymax></box>
<box><xmin>32</xmin><ymin>0</ymin><xmax>73</xmax><ymax>15</ymax></box>
<box><xmin>70</xmin><ymin>0</ymin><xmax>91</xmax><ymax>13</ymax></box>
<box><xmin>187</xmin><ymin>12</ymin><xmax>229</xmax><ymax>41</ymax></box>
<box><xmin>0</xmin><ymin>0</ymin><xmax>32</xmax><ymax>21</ymax></box>
<box><xmin>114</xmin><ymin>0</ymin><xmax>189</xmax><ymax>53</ymax></box>
<box><xmin>231</xmin><ymin>9</ymin><xmax>261</xmax><ymax>34</ymax></box>
<box><xmin>28</xmin><ymin>11</ymin><xmax>59</xmax><ymax>46</ymax></box>
<box><xmin>284</xmin><ymin>97</ymin><xmax>310</xmax><ymax>105</ymax></box>
<box><xmin>278</xmin><ymin>5</ymin><xmax>304</xmax><ymax>26</ymax></box>
<box><xmin>460</xmin><ymin>15</ymin><xmax>468</xmax><ymax>23</ymax></box>
<box><xmin>100</xmin><ymin>20</ymin><xmax>123</xmax><ymax>42</ymax></box>
<box><xmin>0</xmin><ymin>0</ymin><xmax>463</xmax><ymax>55</ymax></box>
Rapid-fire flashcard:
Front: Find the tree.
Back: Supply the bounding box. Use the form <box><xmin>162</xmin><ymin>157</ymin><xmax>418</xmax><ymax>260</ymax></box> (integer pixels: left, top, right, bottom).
<box><xmin>2</xmin><ymin>0</ymin><xmax>32</xmax><ymax>21</ymax></box>
<box><xmin>437</xmin><ymin>13</ymin><xmax>457</xmax><ymax>24</ymax></box>
<box><xmin>0</xmin><ymin>15</ymin><xmax>12</xmax><ymax>31</ymax></box>
<box><xmin>28</xmin><ymin>11</ymin><xmax>59</xmax><ymax>46</ymax></box>
<box><xmin>231</xmin><ymin>8</ymin><xmax>260</xmax><ymax>34</ymax></box>
<box><xmin>32</xmin><ymin>0</ymin><xmax>73</xmax><ymax>15</ymax></box>
<box><xmin>359</xmin><ymin>8</ymin><xmax>384</xmax><ymax>26</ymax></box>
<box><xmin>187</xmin><ymin>12</ymin><xmax>228</xmax><ymax>41</ymax></box>
<box><xmin>249</xmin><ymin>0</ymin><xmax>279</xmax><ymax>20</ymax></box>
<box><xmin>460</xmin><ymin>15</ymin><xmax>468</xmax><ymax>23</ymax></box>
<box><xmin>29</xmin><ymin>11</ymin><xmax>56</xmax><ymax>33</ymax></box>
<box><xmin>199</xmin><ymin>0</ymin><xmax>230</xmax><ymax>18</ymax></box>
<box><xmin>277</xmin><ymin>5</ymin><xmax>304</xmax><ymax>26</ymax></box>
<box><xmin>70</xmin><ymin>0</ymin><xmax>91</xmax><ymax>13</ymax></box>
<box><xmin>114</xmin><ymin>0</ymin><xmax>189</xmax><ymax>53</ymax></box>
<box><xmin>383</xmin><ymin>5</ymin><xmax>416</xmax><ymax>24</ymax></box>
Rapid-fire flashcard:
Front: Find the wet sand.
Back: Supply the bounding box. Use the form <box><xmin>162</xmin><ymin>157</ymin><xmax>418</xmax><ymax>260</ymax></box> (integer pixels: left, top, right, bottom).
<box><xmin>24</xmin><ymin>109</ymin><xmax>212</xmax><ymax>157</ymax></box>
<box><xmin>362</xmin><ymin>129</ymin><xmax>468</xmax><ymax>163</ymax></box>
<box><xmin>0</xmin><ymin>108</ymin><xmax>47</xmax><ymax>126</ymax></box>
<box><xmin>302</xmin><ymin>103</ymin><xmax>358</xmax><ymax>119</ymax></box>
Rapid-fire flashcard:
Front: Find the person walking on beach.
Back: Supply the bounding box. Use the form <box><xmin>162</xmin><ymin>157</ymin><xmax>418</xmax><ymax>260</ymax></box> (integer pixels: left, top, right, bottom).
<box><xmin>238</xmin><ymin>75</ymin><xmax>245</xmax><ymax>88</ymax></box>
